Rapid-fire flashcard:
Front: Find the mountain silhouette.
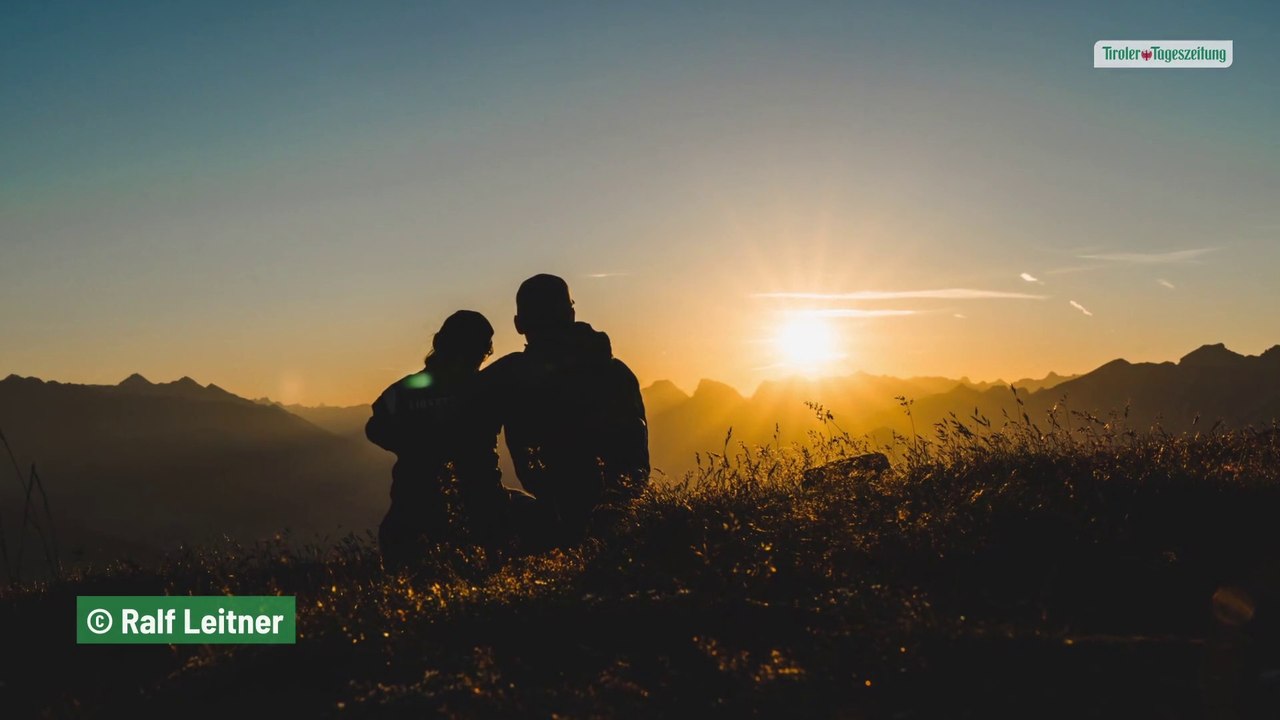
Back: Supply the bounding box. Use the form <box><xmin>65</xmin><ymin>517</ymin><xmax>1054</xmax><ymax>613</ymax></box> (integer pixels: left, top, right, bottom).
<box><xmin>1026</xmin><ymin>343</ymin><xmax>1280</xmax><ymax>430</ymax></box>
<box><xmin>117</xmin><ymin>372</ymin><xmax>153</xmax><ymax>390</ymax></box>
<box><xmin>640</xmin><ymin>369</ymin><xmax>1074</xmax><ymax>474</ymax></box>
<box><xmin>641</xmin><ymin>380</ymin><xmax>690</xmax><ymax>418</ymax></box>
<box><xmin>0</xmin><ymin>374</ymin><xmax>389</xmax><ymax>567</ymax></box>
<box><xmin>1009</xmin><ymin>371</ymin><xmax>1073</xmax><ymax>392</ymax></box>
<box><xmin>1179</xmin><ymin>342</ymin><xmax>1246</xmax><ymax>368</ymax></box>
<box><xmin>640</xmin><ymin>344</ymin><xmax>1279</xmax><ymax>475</ymax></box>
<box><xmin>257</xmin><ymin>399</ymin><xmax>372</xmax><ymax>438</ymax></box>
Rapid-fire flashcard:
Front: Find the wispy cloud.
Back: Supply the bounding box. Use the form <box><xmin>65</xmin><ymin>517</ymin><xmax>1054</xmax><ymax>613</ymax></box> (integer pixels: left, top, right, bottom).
<box><xmin>753</xmin><ymin>288</ymin><xmax>1047</xmax><ymax>301</ymax></box>
<box><xmin>791</xmin><ymin>308</ymin><xmax>919</xmax><ymax>319</ymax></box>
<box><xmin>953</xmin><ymin>313</ymin><xmax>967</xmax><ymax>319</ymax></box>
<box><xmin>1157</xmin><ymin>278</ymin><xmax>1176</xmax><ymax>289</ymax></box>
<box><xmin>1069</xmin><ymin>300</ymin><xmax>1093</xmax><ymax>317</ymax></box>
<box><xmin>1043</xmin><ymin>264</ymin><xmax>1096</xmax><ymax>276</ymax></box>
<box><xmin>1077</xmin><ymin>248</ymin><xmax>1217</xmax><ymax>264</ymax></box>
<box><xmin>1020</xmin><ymin>272</ymin><xmax>1041</xmax><ymax>283</ymax></box>
<box><xmin>584</xmin><ymin>272</ymin><xmax>630</xmax><ymax>279</ymax></box>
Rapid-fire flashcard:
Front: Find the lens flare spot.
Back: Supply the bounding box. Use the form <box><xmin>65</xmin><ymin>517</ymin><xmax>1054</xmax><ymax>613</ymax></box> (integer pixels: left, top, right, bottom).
<box><xmin>1212</xmin><ymin>586</ymin><xmax>1255</xmax><ymax>627</ymax></box>
<box><xmin>277</xmin><ymin>374</ymin><xmax>305</xmax><ymax>405</ymax></box>
<box><xmin>401</xmin><ymin>372</ymin><xmax>433</xmax><ymax>390</ymax></box>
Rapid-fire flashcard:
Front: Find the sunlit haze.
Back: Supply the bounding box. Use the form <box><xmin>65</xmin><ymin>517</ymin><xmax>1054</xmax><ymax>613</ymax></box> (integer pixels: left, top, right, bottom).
<box><xmin>771</xmin><ymin>315</ymin><xmax>844</xmax><ymax>376</ymax></box>
<box><xmin>3</xmin><ymin>1</ymin><xmax>1278</xmax><ymax>405</ymax></box>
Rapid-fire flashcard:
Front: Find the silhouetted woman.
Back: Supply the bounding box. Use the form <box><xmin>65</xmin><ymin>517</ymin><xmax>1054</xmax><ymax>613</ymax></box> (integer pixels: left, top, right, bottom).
<box><xmin>365</xmin><ymin>310</ymin><xmax>506</xmax><ymax>569</ymax></box>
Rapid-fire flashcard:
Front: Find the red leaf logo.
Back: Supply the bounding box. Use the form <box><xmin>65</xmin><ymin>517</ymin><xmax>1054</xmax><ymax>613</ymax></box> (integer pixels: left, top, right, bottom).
<box><xmin>1141</xmin><ymin>50</ymin><xmax>1153</xmax><ymax>61</ymax></box>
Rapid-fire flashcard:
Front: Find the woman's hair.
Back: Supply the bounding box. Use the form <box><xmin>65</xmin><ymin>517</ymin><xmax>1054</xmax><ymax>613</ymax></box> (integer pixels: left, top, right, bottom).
<box><xmin>424</xmin><ymin>310</ymin><xmax>494</xmax><ymax>371</ymax></box>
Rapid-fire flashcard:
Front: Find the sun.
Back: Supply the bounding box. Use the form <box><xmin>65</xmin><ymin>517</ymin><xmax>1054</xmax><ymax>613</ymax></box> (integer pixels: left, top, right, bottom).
<box><xmin>774</xmin><ymin>315</ymin><xmax>843</xmax><ymax>374</ymax></box>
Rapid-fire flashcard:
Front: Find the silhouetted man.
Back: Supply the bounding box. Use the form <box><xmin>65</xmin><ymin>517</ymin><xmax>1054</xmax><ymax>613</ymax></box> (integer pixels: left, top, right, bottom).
<box><xmin>482</xmin><ymin>274</ymin><xmax>650</xmax><ymax>546</ymax></box>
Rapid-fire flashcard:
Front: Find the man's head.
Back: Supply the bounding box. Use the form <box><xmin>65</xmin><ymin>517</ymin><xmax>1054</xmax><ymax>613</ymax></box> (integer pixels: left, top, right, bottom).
<box><xmin>515</xmin><ymin>274</ymin><xmax>575</xmax><ymax>338</ymax></box>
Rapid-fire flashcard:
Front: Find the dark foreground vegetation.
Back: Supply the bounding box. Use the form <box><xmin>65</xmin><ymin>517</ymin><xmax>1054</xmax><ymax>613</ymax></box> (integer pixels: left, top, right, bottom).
<box><xmin>3</xmin><ymin>405</ymin><xmax>1280</xmax><ymax>718</ymax></box>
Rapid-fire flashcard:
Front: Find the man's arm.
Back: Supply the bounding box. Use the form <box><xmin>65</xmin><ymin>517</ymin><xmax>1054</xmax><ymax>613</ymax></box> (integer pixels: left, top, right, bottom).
<box><xmin>606</xmin><ymin>359</ymin><xmax>651</xmax><ymax>491</ymax></box>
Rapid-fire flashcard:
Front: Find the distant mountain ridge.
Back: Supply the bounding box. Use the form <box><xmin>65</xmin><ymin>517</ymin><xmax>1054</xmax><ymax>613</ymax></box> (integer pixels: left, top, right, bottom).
<box><xmin>8</xmin><ymin>372</ymin><xmax>259</xmax><ymax>406</ymax></box>
<box><xmin>639</xmin><ymin>344</ymin><xmax>1279</xmax><ymax>476</ymax></box>
<box><xmin>254</xmin><ymin>397</ymin><xmax>371</xmax><ymax>438</ymax></box>
<box><xmin>0</xmin><ymin>372</ymin><xmax>388</xmax><ymax>567</ymax></box>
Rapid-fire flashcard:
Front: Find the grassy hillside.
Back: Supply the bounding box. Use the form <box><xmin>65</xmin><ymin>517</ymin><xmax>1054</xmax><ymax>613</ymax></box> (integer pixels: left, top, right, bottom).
<box><xmin>3</xmin><ymin>410</ymin><xmax>1279</xmax><ymax>718</ymax></box>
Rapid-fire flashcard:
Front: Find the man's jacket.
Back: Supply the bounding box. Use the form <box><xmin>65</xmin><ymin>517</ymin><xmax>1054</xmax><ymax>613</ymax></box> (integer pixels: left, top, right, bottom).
<box><xmin>480</xmin><ymin>322</ymin><xmax>650</xmax><ymax>534</ymax></box>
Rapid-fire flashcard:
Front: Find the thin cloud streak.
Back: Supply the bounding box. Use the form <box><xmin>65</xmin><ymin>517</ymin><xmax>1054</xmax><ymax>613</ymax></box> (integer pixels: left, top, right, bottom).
<box><xmin>1020</xmin><ymin>272</ymin><xmax>1041</xmax><ymax>283</ymax></box>
<box><xmin>1069</xmin><ymin>300</ymin><xmax>1093</xmax><ymax>317</ymax></box>
<box><xmin>1158</xmin><ymin>278</ymin><xmax>1176</xmax><ymax>289</ymax></box>
<box><xmin>791</xmin><ymin>308</ymin><xmax>919</xmax><ymax>319</ymax></box>
<box><xmin>584</xmin><ymin>272</ymin><xmax>631</xmax><ymax>278</ymax></box>
<box><xmin>1078</xmin><ymin>248</ymin><xmax>1217</xmax><ymax>264</ymax></box>
<box><xmin>754</xmin><ymin>289</ymin><xmax>1048</xmax><ymax>301</ymax></box>
<box><xmin>1043</xmin><ymin>265</ymin><xmax>1097</xmax><ymax>276</ymax></box>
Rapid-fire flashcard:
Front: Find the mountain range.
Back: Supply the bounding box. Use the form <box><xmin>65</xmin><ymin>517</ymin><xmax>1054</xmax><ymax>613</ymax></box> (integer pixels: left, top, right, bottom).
<box><xmin>0</xmin><ymin>374</ymin><xmax>389</xmax><ymax>567</ymax></box>
<box><xmin>1</xmin><ymin>343</ymin><xmax>1276</xmax><ymax>566</ymax></box>
<box><xmin>643</xmin><ymin>343</ymin><xmax>1279</xmax><ymax>474</ymax></box>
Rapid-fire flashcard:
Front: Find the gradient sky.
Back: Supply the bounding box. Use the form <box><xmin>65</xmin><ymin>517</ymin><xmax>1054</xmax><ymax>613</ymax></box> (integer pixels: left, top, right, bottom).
<box><xmin>3</xmin><ymin>1</ymin><xmax>1278</xmax><ymax>405</ymax></box>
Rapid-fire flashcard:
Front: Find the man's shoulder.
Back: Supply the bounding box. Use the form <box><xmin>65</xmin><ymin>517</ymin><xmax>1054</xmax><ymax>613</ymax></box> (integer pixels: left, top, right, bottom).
<box><xmin>487</xmin><ymin>351</ymin><xmax>526</xmax><ymax>369</ymax></box>
<box><xmin>481</xmin><ymin>351</ymin><xmax>527</xmax><ymax>378</ymax></box>
<box><xmin>477</xmin><ymin>352</ymin><xmax>533</xmax><ymax>394</ymax></box>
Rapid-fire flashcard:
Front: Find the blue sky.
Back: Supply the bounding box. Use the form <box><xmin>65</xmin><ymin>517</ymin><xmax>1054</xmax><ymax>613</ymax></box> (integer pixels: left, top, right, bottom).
<box><xmin>2</xmin><ymin>1</ymin><xmax>1277</xmax><ymax>404</ymax></box>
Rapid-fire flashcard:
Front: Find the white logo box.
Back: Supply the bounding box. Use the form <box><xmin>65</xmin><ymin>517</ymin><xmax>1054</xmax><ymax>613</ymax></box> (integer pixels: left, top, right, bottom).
<box><xmin>1094</xmin><ymin>40</ymin><xmax>1233</xmax><ymax>68</ymax></box>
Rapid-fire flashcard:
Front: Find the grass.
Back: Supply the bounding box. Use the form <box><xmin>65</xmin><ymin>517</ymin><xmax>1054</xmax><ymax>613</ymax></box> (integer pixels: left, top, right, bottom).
<box><xmin>0</xmin><ymin>428</ymin><xmax>62</xmax><ymax>584</ymax></box>
<box><xmin>2</xmin><ymin>405</ymin><xmax>1279</xmax><ymax>718</ymax></box>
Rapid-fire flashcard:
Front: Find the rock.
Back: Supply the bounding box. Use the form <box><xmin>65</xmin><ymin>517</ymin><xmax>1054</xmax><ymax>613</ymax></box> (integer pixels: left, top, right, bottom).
<box><xmin>801</xmin><ymin>452</ymin><xmax>890</xmax><ymax>486</ymax></box>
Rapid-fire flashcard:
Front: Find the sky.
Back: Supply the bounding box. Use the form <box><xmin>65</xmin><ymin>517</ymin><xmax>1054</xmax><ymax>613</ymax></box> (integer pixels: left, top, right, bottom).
<box><xmin>2</xmin><ymin>0</ymin><xmax>1278</xmax><ymax>406</ymax></box>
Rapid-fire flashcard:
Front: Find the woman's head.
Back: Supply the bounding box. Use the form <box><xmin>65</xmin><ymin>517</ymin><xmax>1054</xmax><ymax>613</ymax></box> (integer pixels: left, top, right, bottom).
<box><xmin>425</xmin><ymin>310</ymin><xmax>494</xmax><ymax>372</ymax></box>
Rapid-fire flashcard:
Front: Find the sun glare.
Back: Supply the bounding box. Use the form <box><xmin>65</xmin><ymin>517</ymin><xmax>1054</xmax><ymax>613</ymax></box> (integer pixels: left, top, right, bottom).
<box><xmin>774</xmin><ymin>315</ymin><xmax>843</xmax><ymax>374</ymax></box>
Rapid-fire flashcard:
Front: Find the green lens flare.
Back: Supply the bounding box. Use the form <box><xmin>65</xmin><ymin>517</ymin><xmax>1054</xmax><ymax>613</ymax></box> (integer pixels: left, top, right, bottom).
<box><xmin>401</xmin><ymin>372</ymin><xmax>432</xmax><ymax>390</ymax></box>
